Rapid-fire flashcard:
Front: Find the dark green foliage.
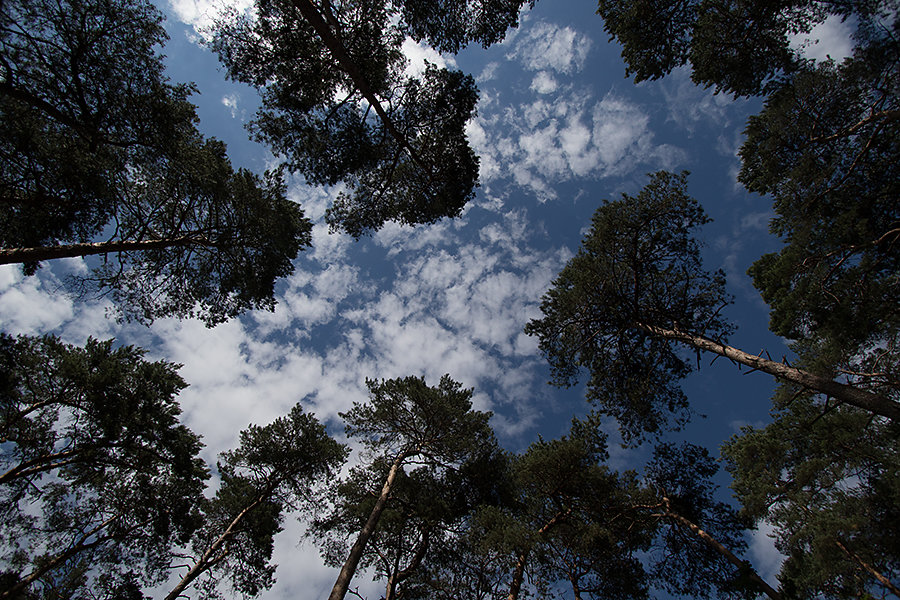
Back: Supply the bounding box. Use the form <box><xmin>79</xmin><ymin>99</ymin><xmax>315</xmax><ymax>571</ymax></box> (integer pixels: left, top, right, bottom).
<box><xmin>0</xmin><ymin>0</ymin><xmax>172</xmax><ymax>250</ymax></box>
<box><xmin>210</xmin><ymin>0</ymin><xmax>529</xmax><ymax>237</ymax></box>
<box><xmin>596</xmin><ymin>0</ymin><xmax>892</xmax><ymax>96</ymax></box>
<box><xmin>177</xmin><ymin>404</ymin><xmax>347</xmax><ymax>600</ymax></box>
<box><xmin>323</xmin><ymin>65</ymin><xmax>480</xmax><ymax>238</ymax></box>
<box><xmin>741</xmin><ymin>38</ymin><xmax>900</xmax><ymax>390</ymax></box>
<box><xmin>643</xmin><ymin>443</ymin><xmax>757</xmax><ymax>599</ymax></box>
<box><xmin>0</xmin><ymin>334</ymin><xmax>208</xmax><ymax>599</ymax></box>
<box><xmin>525</xmin><ymin>171</ymin><xmax>732</xmax><ymax>442</ymax></box>
<box><xmin>723</xmin><ymin>396</ymin><xmax>900</xmax><ymax>599</ymax></box>
<box><xmin>0</xmin><ymin>0</ymin><xmax>312</xmax><ymax>325</ymax></box>
<box><xmin>400</xmin><ymin>527</ymin><xmax>516</xmax><ymax>600</ymax></box>
<box><xmin>313</xmin><ymin>462</ymin><xmax>481</xmax><ymax>598</ymax></box>
<box><xmin>317</xmin><ymin>374</ymin><xmax>498</xmax><ymax>599</ymax></box>
<box><xmin>516</xmin><ymin>430</ymin><xmax>650</xmax><ymax>600</ymax></box>
<box><xmin>343</xmin><ymin>374</ymin><xmax>495</xmax><ymax>461</ymax></box>
<box><xmin>423</xmin><ymin>421</ymin><xmax>651</xmax><ymax>600</ymax></box>
<box><xmin>91</xmin><ymin>158</ymin><xmax>310</xmax><ymax>327</ymax></box>
<box><xmin>398</xmin><ymin>0</ymin><xmax>535</xmax><ymax>53</ymax></box>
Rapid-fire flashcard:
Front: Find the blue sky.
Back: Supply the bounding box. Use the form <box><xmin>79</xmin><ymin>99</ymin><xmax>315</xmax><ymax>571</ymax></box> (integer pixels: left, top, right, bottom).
<box><xmin>0</xmin><ymin>0</ymin><xmax>857</xmax><ymax>597</ymax></box>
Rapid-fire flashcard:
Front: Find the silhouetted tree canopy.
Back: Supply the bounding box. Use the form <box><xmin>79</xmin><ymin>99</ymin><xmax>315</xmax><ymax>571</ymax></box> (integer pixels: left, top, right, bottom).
<box><xmin>0</xmin><ymin>0</ymin><xmax>312</xmax><ymax>325</ymax></box>
<box><xmin>0</xmin><ymin>334</ymin><xmax>208</xmax><ymax>599</ymax></box>
<box><xmin>210</xmin><ymin>0</ymin><xmax>531</xmax><ymax>237</ymax></box>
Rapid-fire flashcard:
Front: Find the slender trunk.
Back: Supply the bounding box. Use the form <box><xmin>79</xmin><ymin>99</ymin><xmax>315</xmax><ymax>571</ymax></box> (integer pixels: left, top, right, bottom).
<box><xmin>507</xmin><ymin>508</ymin><xmax>571</xmax><ymax>600</ymax></box>
<box><xmin>328</xmin><ymin>451</ymin><xmax>409</xmax><ymax>600</ymax></box>
<box><xmin>290</xmin><ymin>0</ymin><xmax>427</xmax><ymax>172</ymax></box>
<box><xmin>835</xmin><ymin>539</ymin><xmax>900</xmax><ymax>597</ymax></box>
<box><xmin>568</xmin><ymin>574</ymin><xmax>584</xmax><ymax>600</ymax></box>
<box><xmin>164</xmin><ymin>485</ymin><xmax>274</xmax><ymax>600</ymax></box>
<box><xmin>810</xmin><ymin>109</ymin><xmax>900</xmax><ymax>143</ymax></box>
<box><xmin>507</xmin><ymin>551</ymin><xmax>528</xmax><ymax>600</ymax></box>
<box><xmin>0</xmin><ymin>449</ymin><xmax>81</xmax><ymax>485</ymax></box>
<box><xmin>385</xmin><ymin>528</ymin><xmax>430</xmax><ymax>600</ymax></box>
<box><xmin>637</xmin><ymin>323</ymin><xmax>900</xmax><ymax>421</ymax></box>
<box><xmin>660</xmin><ymin>501</ymin><xmax>781</xmax><ymax>600</ymax></box>
<box><xmin>385</xmin><ymin>574</ymin><xmax>397</xmax><ymax>600</ymax></box>
<box><xmin>0</xmin><ymin>235</ymin><xmax>214</xmax><ymax>266</ymax></box>
<box><xmin>0</xmin><ymin>514</ymin><xmax>120</xmax><ymax>599</ymax></box>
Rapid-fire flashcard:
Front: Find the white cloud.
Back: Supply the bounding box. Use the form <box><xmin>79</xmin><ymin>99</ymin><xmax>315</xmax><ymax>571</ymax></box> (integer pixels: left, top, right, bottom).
<box><xmin>659</xmin><ymin>67</ymin><xmax>744</xmax><ymax>136</ymax></box>
<box><xmin>221</xmin><ymin>93</ymin><xmax>240</xmax><ymax>118</ymax></box>
<box><xmin>789</xmin><ymin>13</ymin><xmax>854</xmax><ymax>63</ymax></box>
<box><xmin>167</xmin><ymin>0</ymin><xmax>254</xmax><ymax>38</ymax></box>
<box><xmin>509</xmin><ymin>22</ymin><xmax>592</xmax><ymax>74</ymax></box>
<box><xmin>478</xmin><ymin>61</ymin><xmax>501</xmax><ymax>83</ymax></box>
<box><xmin>530</xmin><ymin>71</ymin><xmax>559</xmax><ymax>94</ymax></box>
<box><xmin>750</xmin><ymin>520</ymin><xmax>786</xmax><ymax>585</ymax></box>
<box><xmin>401</xmin><ymin>38</ymin><xmax>455</xmax><ymax>77</ymax></box>
<box><xmin>469</xmin><ymin>90</ymin><xmax>686</xmax><ymax>200</ymax></box>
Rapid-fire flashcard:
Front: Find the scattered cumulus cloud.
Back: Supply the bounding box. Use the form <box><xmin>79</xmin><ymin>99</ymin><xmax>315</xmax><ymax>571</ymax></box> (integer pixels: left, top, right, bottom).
<box><xmin>659</xmin><ymin>67</ymin><xmax>745</xmax><ymax>136</ymax></box>
<box><xmin>530</xmin><ymin>71</ymin><xmax>559</xmax><ymax>94</ymax></box>
<box><xmin>509</xmin><ymin>22</ymin><xmax>592</xmax><ymax>74</ymax></box>
<box><xmin>221</xmin><ymin>93</ymin><xmax>240</xmax><ymax>118</ymax></box>
<box><xmin>167</xmin><ymin>0</ymin><xmax>253</xmax><ymax>38</ymax></box>
<box><xmin>789</xmin><ymin>13</ymin><xmax>854</xmax><ymax>63</ymax></box>
<box><xmin>470</xmin><ymin>90</ymin><xmax>686</xmax><ymax>201</ymax></box>
<box><xmin>478</xmin><ymin>61</ymin><xmax>501</xmax><ymax>83</ymax></box>
<box><xmin>401</xmin><ymin>38</ymin><xmax>456</xmax><ymax>76</ymax></box>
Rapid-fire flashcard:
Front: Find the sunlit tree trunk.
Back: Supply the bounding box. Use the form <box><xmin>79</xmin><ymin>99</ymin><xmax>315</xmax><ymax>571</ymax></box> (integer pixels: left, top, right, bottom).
<box><xmin>656</xmin><ymin>498</ymin><xmax>782</xmax><ymax>600</ymax></box>
<box><xmin>637</xmin><ymin>323</ymin><xmax>900</xmax><ymax>421</ymax></box>
<box><xmin>0</xmin><ymin>235</ymin><xmax>214</xmax><ymax>266</ymax></box>
<box><xmin>328</xmin><ymin>450</ymin><xmax>410</xmax><ymax>600</ymax></box>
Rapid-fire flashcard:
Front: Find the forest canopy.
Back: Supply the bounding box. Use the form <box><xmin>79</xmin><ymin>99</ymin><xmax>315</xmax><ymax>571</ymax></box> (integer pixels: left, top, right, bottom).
<box><xmin>1</xmin><ymin>0</ymin><xmax>898</xmax><ymax>599</ymax></box>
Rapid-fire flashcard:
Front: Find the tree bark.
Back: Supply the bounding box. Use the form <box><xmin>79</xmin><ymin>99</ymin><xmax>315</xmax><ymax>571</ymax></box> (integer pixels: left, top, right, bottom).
<box><xmin>835</xmin><ymin>539</ymin><xmax>900</xmax><ymax>597</ymax></box>
<box><xmin>290</xmin><ymin>0</ymin><xmax>428</xmax><ymax>172</ymax></box>
<box><xmin>384</xmin><ymin>528</ymin><xmax>429</xmax><ymax>600</ymax></box>
<box><xmin>0</xmin><ymin>514</ymin><xmax>120</xmax><ymax>599</ymax></box>
<box><xmin>0</xmin><ymin>235</ymin><xmax>214</xmax><ymax>266</ymax></box>
<box><xmin>0</xmin><ymin>449</ymin><xmax>81</xmax><ymax>485</ymax></box>
<box><xmin>660</xmin><ymin>501</ymin><xmax>781</xmax><ymax>600</ymax></box>
<box><xmin>507</xmin><ymin>551</ymin><xmax>528</xmax><ymax>600</ymax></box>
<box><xmin>507</xmin><ymin>508</ymin><xmax>571</xmax><ymax>600</ymax></box>
<box><xmin>636</xmin><ymin>323</ymin><xmax>900</xmax><ymax>421</ymax></box>
<box><xmin>327</xmin><ymin>451</ymin><xmax>409</xmax><ymax>600</ymax></box>
<box><xmin>164</xmin><ymin>485</ymin><xmax>274</xmax><ymax>600</ymax></box>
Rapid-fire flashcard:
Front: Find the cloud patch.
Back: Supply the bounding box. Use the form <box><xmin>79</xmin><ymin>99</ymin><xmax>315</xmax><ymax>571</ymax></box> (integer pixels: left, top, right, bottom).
<box><xmin>470</xmin><ymin>91</ymin><xmax>685</xmax><ymax>200</ymax></box>
<box><xmin>509</xmin><ymin>22</ymin><xmax>592</xmax><ymax>74</ymax></box>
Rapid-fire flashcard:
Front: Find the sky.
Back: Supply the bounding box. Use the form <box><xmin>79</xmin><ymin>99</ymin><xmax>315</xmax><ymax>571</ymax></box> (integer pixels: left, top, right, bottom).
<box><xmin>0</xmin><ymin>0</ymin><xmax>857</xmax><ymax>598</ymax></box>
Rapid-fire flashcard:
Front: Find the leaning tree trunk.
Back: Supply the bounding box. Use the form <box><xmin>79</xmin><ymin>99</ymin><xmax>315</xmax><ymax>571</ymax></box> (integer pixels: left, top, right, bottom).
<box><xmin>0</xmin><ymin>514</ymin><xmax>120</xmax><ymax>600</ymax></box>
<box><xmin>290</xmin><ymin>0</ymin><xmax>428</xmax><ymax>172</ymax></box>
<box><xmin>327</xmin><ymin>450</ymin><xmax>410</xmax><ymax>600</ymax></box>
<box><xmin>0</xmin><ymin>235</ymin><xmax>213</xmax><ymax>266</ymax></box>
<box><xmin>637</xmin><ymin>323</ymin><xmax>900</xmax><ymax>421</ymax></box>
<box><xmin>659</xmin><ymin>499</ymin><xmax>782</xmax><ymax>600</ymax></box>
<box><xmin>834</xmin><ymin>539</ymin><xmax>900</xmax><ymax>597</ymax></box>
<box><xmin>507</xmin><ymin>508</ymin><xmax>571</xmax><ymax>600</ymax></box>
<box><xmin>384</xmin><ymin>528</ymin><xmax>430</xmax><ymax>600</ymax></box>
<box><xmin>164</xmin><ymin>484</ymin><xmax>274</xmax><ymax>600</ymax></box>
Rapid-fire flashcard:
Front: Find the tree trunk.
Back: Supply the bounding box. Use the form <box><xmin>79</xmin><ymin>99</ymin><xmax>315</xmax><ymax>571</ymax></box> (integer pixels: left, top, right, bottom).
<box><xmin>164</xmin><ymin>486</ymin><xmax>274</xmax><ymax>600</ymax></box>
<box><xmin>0</xmin><ymin>449</ymin><xmax>80</xmax><ymax>485</ymax></box>
<box><xmin>507</xmin><ymin>508</ymin><xmax>571</xmax><ymax>600</ymax></box>
<box><xmin>0</xmin><ymin>236</ymin><xmax>214</xmax><ymax>266</ymax></box>
<box><xmin>835</xmin><ymin>539</ymin><xmax>900</xmax><ymax>597</ymax></box>
<box><xmin>636</xmin><ymin>323</ymin><xmax>900</xmax><ymax>421</ymax></box>
<box><xmin>327</xmin><ymin>451</ymin><xmax>409</xmax><ymax>600</ymax></box>
<box><xmin>507</xmin><ymin>551</ymin><xmax>528</xmax><ymax>600</ymax></box>
<box><xmin>290</xmin><ymin>0</ymin><xmax>427</xmax><ymax>172</ymax></box>
<box><xmin>385</xmin><ymin>528</ymin><xmax>430</xmax><ymax>600</ymax></box>
<box><xmin>0</xmin><ymin>514</ymin><xmax>120</xmax><ymax>599</ymax></box>
<box><xmin>660</xmin><ymin>501</ymin><xmax>781</xmax><ymax>600</ymax></box>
